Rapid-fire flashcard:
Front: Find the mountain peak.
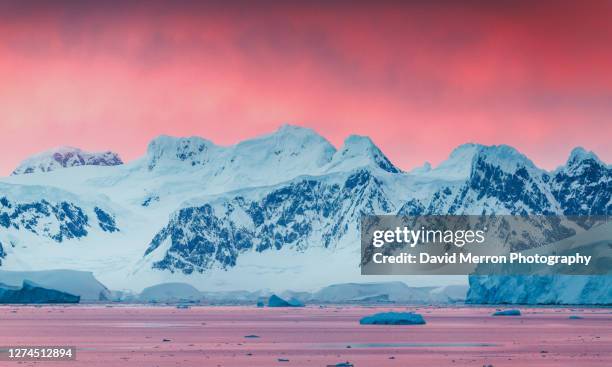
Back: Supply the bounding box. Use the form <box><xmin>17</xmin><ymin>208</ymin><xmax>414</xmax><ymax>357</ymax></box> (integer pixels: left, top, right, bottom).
<box><xmin>11</xmin><ymin>146</ymin><xmax>123</xmax><ymax>175</ymax></box>
<box><xmin>144</xmin><ymin>126</ymin><xmax>337</xmax><ymax>183</ymax></box>
<box><xmin>275</xmin><ymin>123</ymin><xmax>318</xmax><ymax>136</ymax></box>
<box><xmin>327</xmin><ymin>135</ymin><xmax>400</xmax><ymax>173</ymax></box>
<box><xmin>417</xmin><ymin>143</ymin><xmax>537</xmax><ymax>180</ymax></box>
<box><xmin>415</xmin><ymin>143</ymin><xmax>481</xmax><ymax>180</ymax></box>
<box><xmin>244</xmin><ymin>124</ymin><xmax>333</xmax><ymax>149</ymax></box>
<box><xmin>233</xmin><ymin>124</ymin><xmax>336</xmax><ymax>168</ymax></box>
<box><xmin>474</xmin><ymin>144</ymin><xmax>537</xmax><ymax>171</ymax></box>
<box><xmin>344</xmin><ymin>134</ymin><xmax>373</xmax><ymax>145</ymax></box>
<box><xmin>567</xmin><ymin>147</ymin><xmax>603</xmax><ymax>167</ymax></box>
<box><xmin>146</xmin><ymin>135</ymin><xmax>215</xmax><ymax>170</ymax></box>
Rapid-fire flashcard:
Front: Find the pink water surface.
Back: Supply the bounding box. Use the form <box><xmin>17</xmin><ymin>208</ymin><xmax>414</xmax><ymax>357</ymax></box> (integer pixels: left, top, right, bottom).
<box><xmin>0</xmin><ymin>305</ymin><xmax>610</xmax><ymax>366</ymax></box>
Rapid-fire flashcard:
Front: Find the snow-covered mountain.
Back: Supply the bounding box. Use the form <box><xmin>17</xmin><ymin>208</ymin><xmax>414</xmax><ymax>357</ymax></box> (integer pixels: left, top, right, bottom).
<box><xmin>143</xmin><ymin>169</ymin><xmax>395</xmax><ymax>274</ymax></box>
<box><xmin>12</xmin><ymin>147</ymin><xmax>123</xmax><ymax>175</ymax></box>
<box><xmin>551</xmin><ymin>147</ymin><xmax>611</xmax><ymax>216</ymax></box>
<box><xmin>0</xmin><ymin>125</ymin><xmax>609</xmax><ymax>303</ymax></box>
<box><xmin>402</xmin><ymin>144</ymin><xmax>560</xmax><ymax>215</ymax></box>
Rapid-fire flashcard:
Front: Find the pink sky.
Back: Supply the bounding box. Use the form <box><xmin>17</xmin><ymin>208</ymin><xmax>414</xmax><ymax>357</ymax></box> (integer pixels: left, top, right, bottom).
<box><xmin>0</xmin><ymin>1</ymin><xmax>611</xmax><ymax>175</ymax></box>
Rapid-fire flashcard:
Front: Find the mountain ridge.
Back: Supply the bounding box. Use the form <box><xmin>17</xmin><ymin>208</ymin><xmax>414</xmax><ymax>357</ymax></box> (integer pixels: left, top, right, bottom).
<box><xmin>0</xmin><ymin>126</ymin><xmax>609</xmax><ymax>300</ymax></box>
<box><xmin>12</xmin><ymin>146</ymin><xmax>123</xmax><ymax>175</ymax></box>
<box><xmin>9</xmin><ymin>125</ymin><xmax>606</xmax><ymax>178</ymax></box>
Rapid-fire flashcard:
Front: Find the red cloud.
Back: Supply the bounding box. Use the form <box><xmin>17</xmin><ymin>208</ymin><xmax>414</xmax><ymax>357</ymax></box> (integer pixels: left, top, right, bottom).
<box><xmin>0</xmin><ymin>1</ymin><xmax>610</xmax><ymax>174</ymax></box>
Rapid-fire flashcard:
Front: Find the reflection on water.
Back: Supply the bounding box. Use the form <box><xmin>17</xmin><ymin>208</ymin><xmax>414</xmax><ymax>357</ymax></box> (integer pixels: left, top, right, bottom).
<box><xmin>332</xmin><ymin>342</ymin><xmax>498</xmax><ymax>348</ymax></box>
<box><xmin>84</xmin><ymin>322</ymin><xmax>190</xmax><ymax>328</ymax></box>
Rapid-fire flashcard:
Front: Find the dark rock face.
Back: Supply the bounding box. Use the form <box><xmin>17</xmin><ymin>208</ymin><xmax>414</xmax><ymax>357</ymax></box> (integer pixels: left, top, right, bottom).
<box><xmin>459</xmin><ymin>157</ymin><xmax>553</xmax><ymax>214</ymax></box>
<box><xmin>0</xmin><ymin>197</ymin><xmax>120</xmax><ymax>243</ymax></box>
<box><xmin>551</xmin><ymin>156</ymin><xmax>611</xmax><ymax>216</ymax></box>
<box><xmin>373</xmin><ymin>152</ymin><xmax>401</xmax><ymax>173</ymax></box>
<box><xmin>423</xmin><ymin>155</ymin><xmax>554</xmax><ymax>215</ymax></box>
<box><xmin>397</xmin><ymin>199</ymin><xmax>425</xmax><ymax>216</ymax></box>
<box><xmin>0</xmin><ymin>197</ymin><xmax>89</xmax><ymax>242</ymax></box>
<box><xmin>142</xmin><ymin>195</ymin><xmax>160</xmax><ymax>207</ymax></box>
<box><xmin>83</xmin><ymin>152</ymin><xmax>123</xmax><ymax>167</ymax></box>
<box><xmin>0</xmin><ymin>241</ymin><xmax>5</xmax><ymax>266</ymax></box>
<box><xmin>95</xmin><ymin>207</ymin><xmax>119</xmax><ymax>233</ymax></box>
<box><xmin>0</xmin><ymin>281</ymin><xmax>80</xmax><ymax>304</ymax></box>
<box><xmin>402</xmin><ymin>150</ymin><xmax>610</xmax><ymax>218</ymax></box>
<box><xmin>12</xmin><ymin>148</ymin><xmax>123</xmax><ymax>175</ymax></box>
<box><xmin>144</xmin><ymin>169</ymin><xmax>394</xmax><ymax>274</ymax></box>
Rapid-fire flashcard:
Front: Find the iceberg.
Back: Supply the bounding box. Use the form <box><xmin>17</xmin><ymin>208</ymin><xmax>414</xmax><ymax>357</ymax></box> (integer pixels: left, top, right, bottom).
<box><xmin>359</xmin><ymin>312</ymin><xmax>426</xmax><ymax>325</ymax></box>
<box><xmin>468</xmin><ymin>221</ymin><xmax>612</xmax><ymax>305</ymax></box>
<box><xmin>0</xmin><ymin>270</ymin><xmax>110</xmax><ymax>301</ymax></box>
<box><xmin>139</xmin><ymin>282</ymin><xmax>201</xmax><ymax>303</ymax></box>
<box><xmin>492</xmin><ymin>309</ymin><xmax>521</xmax><ymax>316</ymax></box>
<box><xmin>268</xmin><ymin>294</ymin><xmax>303</xmax><ymax>307</ymax></box>
<box><xmin>199</xmin><ymin>290</ymin><xmax>273</xmax><ymax>304</ymax></box>
<box><xmin>312</xmin><ymin>282</ymin><xmax>457</xmax><ymax>304</ymax></box>
<box><xmin>0</xmin><ymin>280</ymin><xmax>79</xmax><ymax>304</ymax></box>
<box><xmin>468</xmin><ymin>275</ymin><xmax>612</xmax><ymax>305</ymax></box>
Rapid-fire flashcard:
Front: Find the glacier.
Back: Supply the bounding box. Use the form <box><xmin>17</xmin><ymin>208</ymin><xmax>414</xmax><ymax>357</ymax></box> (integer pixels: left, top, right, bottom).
<box><xmin>0</xmin><ymin>125</ymin><xmax>609</xmax><ymax>304</ymax></box>
<box><xmin>468</xmin><ymin>275</ymin><xmax>612</xmax><ymax>305</ymax></box>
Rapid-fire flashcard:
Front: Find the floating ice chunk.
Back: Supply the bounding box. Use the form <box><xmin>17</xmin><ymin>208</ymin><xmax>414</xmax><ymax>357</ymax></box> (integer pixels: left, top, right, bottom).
<box><xmin>492</xmin><ymin>309</ymin><xmax>521</xmax><ymax>316</ymax></box>
<box><xmin>268</xmin><ymin>294</ymin><xmax>304</xmax><ymax>307</ymax></box>
<box><xmin>359</xmin><ymin>312</ymin><xmax>426</xmax><ymax>325</ymax></box>
<box><xmin>268</xmin><ymin>294</ymin><xmax>290</xmax><ymax>307</ymax></box>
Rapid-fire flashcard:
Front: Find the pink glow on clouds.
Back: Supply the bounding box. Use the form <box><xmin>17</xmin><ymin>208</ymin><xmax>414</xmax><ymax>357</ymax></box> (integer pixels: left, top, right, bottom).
<box><xmin>0</xmin><ymin>1</ymin><xmax>611</xmax><ymax>175</ymax></box>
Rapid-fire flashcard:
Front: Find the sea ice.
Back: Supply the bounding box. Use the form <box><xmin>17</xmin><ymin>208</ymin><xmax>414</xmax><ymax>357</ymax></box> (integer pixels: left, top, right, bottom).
<box><xmin>359</xmin><ymin>312</ymin><xmax>426</xmax><ymax>325</ymax></box>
